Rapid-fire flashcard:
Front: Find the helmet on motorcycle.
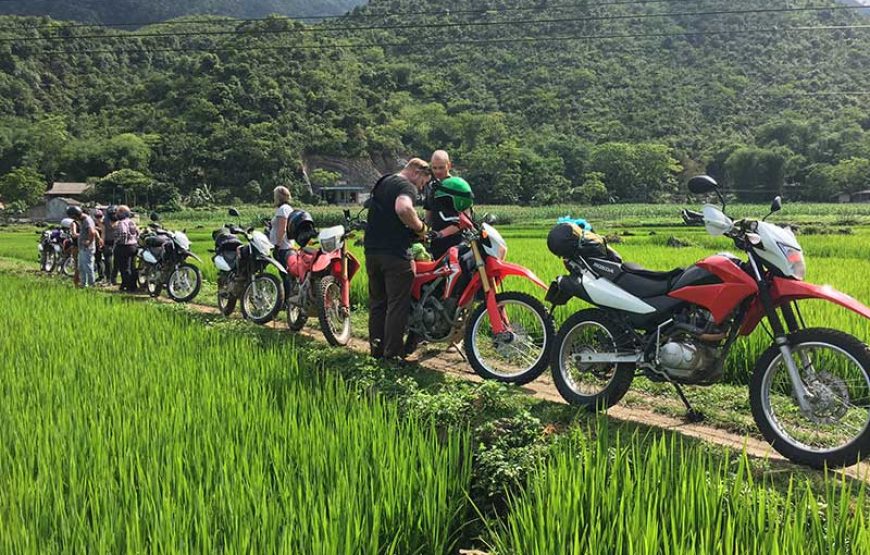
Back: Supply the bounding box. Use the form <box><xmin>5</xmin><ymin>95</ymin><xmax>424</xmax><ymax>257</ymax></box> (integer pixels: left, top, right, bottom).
<box><xmin>60</xmin><ymin>217</ymin><xmax>74</xmax><ymax>229</ymax></box>
<box><xmin>286</xmin><ymin>209</ymin><xmax>315</xmax><ymax>244</ymax></box>
<box><xmin>65</xmin><ymin>205</ymin><xmax>83</xmax><ymax>219</ymax></box>
<box><xmin>434</xmin><ymin>176</ymin><xmax>474</xmax><ymax>212</ymax></box>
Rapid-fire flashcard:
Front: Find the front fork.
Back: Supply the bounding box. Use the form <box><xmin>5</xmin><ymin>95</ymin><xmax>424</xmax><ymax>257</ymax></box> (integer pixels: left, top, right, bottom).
<box><xmin>340</xmin><ymin>247</ymin><xmax>351</xmax><ymax>310</ymax></box>
<box><xmin>471</xmin><ymin>241</ymin><xmax>507</xmax><ymax>335</ymax></box>
<box><xmin>753</xmin><ymin>257</ymin><xmax>816</xmax><ymax>411</ymax></box>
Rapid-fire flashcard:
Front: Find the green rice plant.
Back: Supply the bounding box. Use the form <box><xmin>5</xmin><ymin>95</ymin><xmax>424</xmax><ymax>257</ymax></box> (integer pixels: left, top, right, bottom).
<box><xmin>488</xmin><ymin>420</ymin><xmax>870</xmax><ymax>554</ymax></box>
<box><xmin>0</xmin><ymin>275</ymin><xmax>472</xmax><ymax>553</ymax></box>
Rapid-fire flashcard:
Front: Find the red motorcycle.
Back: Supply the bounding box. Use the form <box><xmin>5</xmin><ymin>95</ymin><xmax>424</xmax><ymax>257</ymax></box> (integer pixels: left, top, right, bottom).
<box><xmin>407</xmin><ymin>212</ymin><xmax>554</xmax><ymax>384</ymax></box>
<box><xmin>546</xmin><ymin>175</ymin><xmax>870</xmax><ymax>468</ymax></box>
<box><xmin>285</xmin><ymin>209</ymin><xmax>363</xmax><ymax>346</ymax></box>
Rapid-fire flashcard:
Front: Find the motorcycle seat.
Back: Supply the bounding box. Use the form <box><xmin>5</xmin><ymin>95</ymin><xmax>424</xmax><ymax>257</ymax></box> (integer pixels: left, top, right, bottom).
<box><xmin>215</xmin><ymin>235</ymin><xmax>243</xmax><ymax>252</ymax></box>
<box><xmin>145</xmin><ymin>235</ymin><xmax>171</xmax><ymax>248</ymax></box>
<box><xmin>611</xmin><ymin>262</ymin><xmax>684</xmax><ymax>298</ymax></box>
<box><xmin>414</xmin><ymin>260</ymin><xmax>440</xmax><ymax>274</ymax></box>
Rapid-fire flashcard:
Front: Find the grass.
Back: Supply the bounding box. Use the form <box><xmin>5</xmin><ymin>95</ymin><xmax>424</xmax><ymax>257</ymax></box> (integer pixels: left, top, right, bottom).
<box><xmin>0</xmin><ymin>274</ymin><xmax>472</xmax><ymax>553</ymax></box>
<box><xmin>488</xmin><ymin>421</ymin><xmax>870</xmax><ymax>554</ymax></box>
<box><xmin>1</xmin><ymin>269</ymin><xmax>869</xmax><ymax>552</ymax></box>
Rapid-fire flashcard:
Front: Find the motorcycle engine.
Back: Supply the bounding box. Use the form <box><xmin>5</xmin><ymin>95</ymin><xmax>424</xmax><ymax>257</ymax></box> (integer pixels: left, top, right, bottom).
<box><xmin>410</xmin><ymin>281</ymin><xmax>458</xmax><ymax>342</ymax></box>
<box><xmin>658</xmin><ymin>308</ymin><xmax>724</xmax><ymax>384</ymax></box>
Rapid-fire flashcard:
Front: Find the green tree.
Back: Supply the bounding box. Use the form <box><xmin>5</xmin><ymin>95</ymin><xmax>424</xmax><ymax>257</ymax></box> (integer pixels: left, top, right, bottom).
<box><xmin>724</xmin><ymin>147</ymin><xmax>787</xmax><ymax>202</ymax></box>
<box><xmin>0</xmin><ymin>166</ymin><xmax>45</xmax><ymax>208</ymax></box>
<box><xmin>96</xmin><ymin>169</ymin><xmax>153</xmax><ymax>207</ymax></box>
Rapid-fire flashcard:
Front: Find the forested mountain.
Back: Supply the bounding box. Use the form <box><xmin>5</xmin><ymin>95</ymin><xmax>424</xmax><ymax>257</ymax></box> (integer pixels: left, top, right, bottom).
<box><xmin>0</xmin><ymin>0</ymin><xmax>367</xmax><ymax>27</ymax></box>
<box><xmin>0</xmin><ymin>0</ymin><xmax>869</xmax><ymax>210</ymax></box>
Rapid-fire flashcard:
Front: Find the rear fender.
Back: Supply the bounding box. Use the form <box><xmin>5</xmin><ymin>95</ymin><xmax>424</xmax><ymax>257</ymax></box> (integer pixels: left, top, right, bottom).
<box><xmin>740</xmin><ymin>278</ymin><xmax>870</xmax><ymax>335</ymax></box>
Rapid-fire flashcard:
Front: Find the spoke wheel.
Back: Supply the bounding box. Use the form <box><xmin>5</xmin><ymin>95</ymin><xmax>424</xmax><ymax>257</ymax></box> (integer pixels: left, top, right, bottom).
<box><xmin>317</xmin><ymin>276</ymin><xmax>351</xmax><ymax>346</ymax></box>
<box><xmin>550</xmin><ymin>309</ymin><xmax>635</xmax><ymax>410</ymax></box>
<box><xmin>286</xmin><ymin>276</ymin><xmax>308</xmax><ymax>332</ymax></box>
<box><xmin>241</xmin><ymin>273</ymin><xmax>284</xmax><ymax>324</ymax></box>
<box><xmin>167</xmin><ymin>263</ymin><xmax>202</xmax><ymax>303</ymax></box>
<box><xmin>751</xmin><ymin>328</ymin><xmax>870</xmax><ymax>468</ymax></box>
<box><xmin>465</xmin><ymin>291</ymin><xmax>554</xmax><ymax>385</ymax></box>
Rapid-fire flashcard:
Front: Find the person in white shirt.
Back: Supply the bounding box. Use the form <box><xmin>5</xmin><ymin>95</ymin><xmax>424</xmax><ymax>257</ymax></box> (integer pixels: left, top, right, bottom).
<box><xmin>270</xmin><ymin>186</ymin><xmax>294</xmax><ymax>299</ymax></box>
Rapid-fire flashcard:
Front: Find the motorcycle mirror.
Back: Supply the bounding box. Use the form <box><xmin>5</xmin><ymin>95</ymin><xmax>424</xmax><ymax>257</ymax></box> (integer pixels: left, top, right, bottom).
<box><xmin>228</xmin><ymin>207</ymin><xmax>240</xmax><ymax>217</ymax></box>
<box><xmin>762</xmin><ymin>196</ymin><xmax>782</xmax><ymax>221</ymax></box>
<box><xmin>687</xmin><ymin>175</ymin><xmax>719</xmax><ymax>194</ymax></box>
<box><xmin>150</xmin><ymin>211</ymin><xmax>161</xmax><ymax>222</ymax></box>
<box><xmin>482</xmin><ymin>213</ymin><xmax>498</xmax><ymax>225</ymax></box>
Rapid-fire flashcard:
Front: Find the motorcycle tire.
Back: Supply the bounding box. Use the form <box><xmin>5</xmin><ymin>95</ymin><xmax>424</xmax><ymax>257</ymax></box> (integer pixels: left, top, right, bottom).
<box><xmin>286</xmin><ymin>276</ymin><xmax>308</xmax><ymax>332</ymax></box>
<box><xmin>550</xmin><ymin>309</ymin><xmax>635</xmax><ymax>410</ymax></box>
<box><xmin>317</xmin><ymin>276</ymin><xmax>351</xmax><ymax>346</ymax></box>
<box><xmin>240</xmin><ymin>273</ymin><xmax>284</xmax><ymax>325</ymax></box>
<box><xmin>40</xmin><ymin>250</ymin><xmax>56</xmax><ymax>273</ymax></box>
<box><xmin>61</xmin><ymin>255</ymin><xmax>75</xmax><ymax>277</ymax></box>
<box><xmin>750</xmin><ymin>327</ymin><xmax>870</xmax><ymax>469</ymax></box>
<box><xmin>167</xmin><ymin>263</ymin><xmax>202</xmax><ymax>303</ymax></box>
<box><xmin>465</xmin><ymin>291</ymin><xmax>554</xmax><ymax>385</ymax></box>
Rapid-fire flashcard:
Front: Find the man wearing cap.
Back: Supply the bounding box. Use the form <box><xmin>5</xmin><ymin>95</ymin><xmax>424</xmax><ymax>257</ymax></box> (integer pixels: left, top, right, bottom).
<box><xmin>364</xmin><ymin>158</ymin><xmax>431</xmax><ymax>360</ymax></box>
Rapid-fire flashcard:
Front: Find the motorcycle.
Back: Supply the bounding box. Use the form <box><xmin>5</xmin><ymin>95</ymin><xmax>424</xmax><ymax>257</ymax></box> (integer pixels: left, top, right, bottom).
<box><xmin>406</xmin><ymin>211</ymin><xmax>554</xmax><ymax>384</ymax></box>
<box><xmin>137</xmin><ymin>212</ymin><xmax>203</xmax><ymax>302</ymax></box>
<box><xmin>285</xmin><ymin>209</ymin><xmax>364</xmax><ymax>346</ymax></box>
<box><xmin>212</xmin><ymin>208</ymin><xmax>287</xmax><ymax>324</ymax></box>
<box><xmin>36</xmin><ymin>227</ymin><xmax>66</xmax><ymax>273</ymax></box>
<box><xmin>546</xmin><ymin>175</ymin><xmax>870</xmax><ymax>468</ymax></box>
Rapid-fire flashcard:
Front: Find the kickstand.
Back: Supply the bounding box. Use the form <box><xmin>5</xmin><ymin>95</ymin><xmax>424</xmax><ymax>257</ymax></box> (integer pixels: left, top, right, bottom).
<box><xmin>449</xmin><ymin>342</ymin><xmax>467</xmax><ymax>361</ymax></box>
<box><xmin>672</xmin><ymin>383</ymin><xmax>705</xmax><ymax>423</ymax></box>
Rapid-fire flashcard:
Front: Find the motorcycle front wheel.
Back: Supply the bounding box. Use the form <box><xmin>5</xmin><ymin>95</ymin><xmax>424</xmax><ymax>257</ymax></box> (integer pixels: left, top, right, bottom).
<box><xmin>750</xmin><ymin>327</ymin><xmax>870</xmax><ymax>468</ymax></box>
<box><xmin>317</xmin><ymin>276</ymin><xmax>351</xmax><ymax>346</ymax></box>
<box><xmin>167</xmin><ymin>263</ymin><xmax>202</xmax><ymax>303</ymax></box>
<box><xmin>465</xmin><ymin>291</ymin><xmax>554</xmax><ymax>385</ymax></box>
<box><xmin>241</xmin><ymin>273</ymin><xmax>284</xmax><ymax>324</ymax></box>
<box><xmin>41</xmin><ymin>250</ymin><xmax>57</xmax><ymax>273</ymax></box>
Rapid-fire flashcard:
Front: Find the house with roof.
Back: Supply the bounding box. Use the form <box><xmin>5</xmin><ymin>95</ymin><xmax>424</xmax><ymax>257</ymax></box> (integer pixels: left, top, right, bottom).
<box><xmin>43</xmin><ymin>182</ymin><xmax>92</xmax><ymax>221</ymax></box>
<box><xmin>835</xmin><ymin>190</ymin><xmax>870</xmax><ymax>203</ymax></box>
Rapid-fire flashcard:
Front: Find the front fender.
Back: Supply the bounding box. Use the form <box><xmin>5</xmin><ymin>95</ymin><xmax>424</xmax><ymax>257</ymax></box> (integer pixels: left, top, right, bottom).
<box><xmin>486</xmin><ymin>258</ymin><xmax>548</xmax><ymax>290</ymax></box>
<box><xmin>740</xmin><ymin>277</ymin><xmax>870</xmax><ymax>335</ymax></box>
<box><xmin>185</xmin><ymin>251</ymin><xmax>203</xmax><ymax>263</ymax></box>
<box><xmin>312</xmin><ymin>251</ymin><xmax>340</xmax><ymax>274</ymax></box>
<box><xmin>260</xmin><ymin>256</ymin><xmax>287</xmax><ymax>274</ymax></box>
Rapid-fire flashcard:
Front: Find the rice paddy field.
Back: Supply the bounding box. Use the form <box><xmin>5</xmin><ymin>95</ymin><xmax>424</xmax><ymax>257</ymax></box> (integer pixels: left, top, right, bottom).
<box><xmin>2</xmin><ymin>203</ymin><xmax>870</xmax><ymax>552</ymax></box>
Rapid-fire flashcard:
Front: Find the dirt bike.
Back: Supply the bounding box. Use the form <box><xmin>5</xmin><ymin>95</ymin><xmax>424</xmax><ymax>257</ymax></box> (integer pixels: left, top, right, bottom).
<box><xmin>137</xmin><ymin>212</ymin><xmax>203</xmax><ymax>302</ymax></box>
<box><xmin>212</xmin><ymin>208</ymin><xmax>287</xmax><ymax>324</ymax></box>
<box><xmin>406</xmin><ymin>211</ymin><xmax>554</xmax><ymax>384</ymax></box>
<box><xmin>546</xmin><ymin>175</ymin><xmax>870</xmax><ymax>468</ymax></box>
<box><xmin>36</xmin><ymin>227</ymin><xmax>65</xmax><ymax>273</ymax></box>
<box><xmin>285</xmin><ymin>209</ymin><xmax>364</xmax><ymax>346</ymax></box>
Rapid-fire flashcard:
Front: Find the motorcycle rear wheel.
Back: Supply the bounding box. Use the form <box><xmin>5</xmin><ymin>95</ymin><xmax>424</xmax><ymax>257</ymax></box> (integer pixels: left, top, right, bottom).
<box><xmin>286</xmin><ymin>276</ymin><xmax>308</xmax><ymax>332</ymax></box>
<box><xmin>317</xmin><ymin>276</ymin><xmax>351</xmax><ymax>346</ymax></box>
<box><xmin>241</xmin><ymin>273</ymin><xmax>284</xmax><ymax>324</ymax></box>
<box><xmin>750</xmin><ymin>328</ymin><xmax>870</xmax><ymax>468</ymax></box>
<box><xmin>465</xmin><ymin>291</ymin><xmax>554</xmax><ymax>385</ymax></box>
<box><xmin>550</xmin><ymin>309</ymin><xmax>635</xmax><ymax>410</ymax></box>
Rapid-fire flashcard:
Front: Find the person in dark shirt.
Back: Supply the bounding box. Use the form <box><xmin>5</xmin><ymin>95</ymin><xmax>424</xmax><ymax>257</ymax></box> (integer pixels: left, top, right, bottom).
<box><xmin>364</xmin><ymin>158</ymin><xmax>431</xmax><ymax>360</ymax></box>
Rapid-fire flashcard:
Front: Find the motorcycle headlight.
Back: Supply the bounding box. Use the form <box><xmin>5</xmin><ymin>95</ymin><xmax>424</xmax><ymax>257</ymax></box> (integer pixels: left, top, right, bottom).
<box><xmin>777</xmin><ymin>242</ymin><xmax>806</xmax><ymax>280</ymax></box>
<box><xmin>320</xmin><ymin>236</ymin><xmax>338</xmax><ymax>253</ymax></box>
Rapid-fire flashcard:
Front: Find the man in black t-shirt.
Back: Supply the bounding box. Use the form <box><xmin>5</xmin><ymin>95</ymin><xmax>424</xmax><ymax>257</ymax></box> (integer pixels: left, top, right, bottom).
<box><xmin>364</xmin><ymin>158</ymin><xmax>431</xmax><ymax>360</ymax></box>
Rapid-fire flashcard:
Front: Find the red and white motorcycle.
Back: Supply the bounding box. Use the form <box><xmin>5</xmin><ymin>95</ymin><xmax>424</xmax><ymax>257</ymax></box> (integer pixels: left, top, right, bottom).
<box><xmin>546</xmin><ymin>175</ymin><xmax>870</xmax><ymax>468</ymax></box>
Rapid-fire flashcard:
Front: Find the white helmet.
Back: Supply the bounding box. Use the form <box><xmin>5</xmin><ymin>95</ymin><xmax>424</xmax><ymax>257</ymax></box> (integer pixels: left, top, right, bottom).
<box><xmin>60</xmin><ymin>218</ymin><xmax>74</xmax><ymax>229</ymax></box>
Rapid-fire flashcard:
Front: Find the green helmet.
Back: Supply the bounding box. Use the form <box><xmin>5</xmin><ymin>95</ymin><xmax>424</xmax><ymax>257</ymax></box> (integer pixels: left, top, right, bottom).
<box><xmin>434</xmin><ymin>176</ymin><xmax>474</xmax><ymax>212</ymax></box>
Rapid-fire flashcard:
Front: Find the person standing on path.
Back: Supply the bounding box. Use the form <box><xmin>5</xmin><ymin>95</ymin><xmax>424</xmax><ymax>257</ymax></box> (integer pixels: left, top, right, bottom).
<box><xmin>363</xmin><ymin>158</ymin><xmax>431</xmax><ymax>360</ymax></box>
<box><xmin>112</xmin><ymin>205</ymin><xmax>140</xmax><ymax>292</ymax></box>
<box><xmin>269</xmin><ymin>186</ymin><xmax>294</xmax><ymax>298</ymax></box>
<box><xmin>68</xmin><ymin>206</ymin><xmax>96</xmax><ymax>288</ymax></box>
